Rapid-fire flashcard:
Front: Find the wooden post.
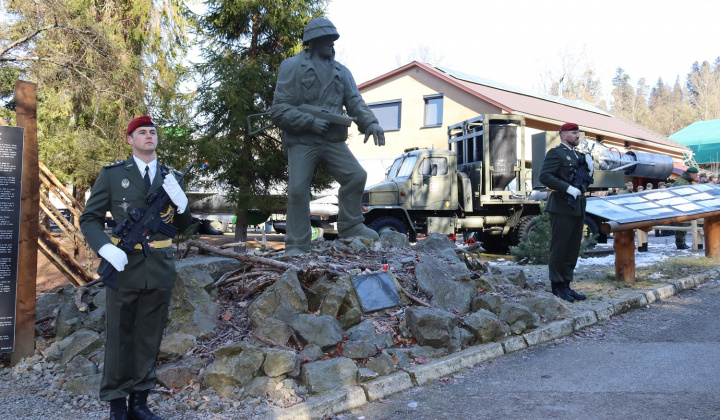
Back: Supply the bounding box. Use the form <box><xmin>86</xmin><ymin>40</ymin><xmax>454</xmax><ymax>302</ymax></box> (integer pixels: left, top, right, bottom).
<box><xmin>614</xmin><ymin>230</ymin><xmax>635</xmax><ymax>282</ymax></box>
<box><xmin>11</xmin><ymin>80</ymin><xmax>39</xmax><ymax>364</ymax></box>
<box><xmin>704</xmin><ymin>215</ymin><xmax>720</xmax><ymax>258</ymax></box>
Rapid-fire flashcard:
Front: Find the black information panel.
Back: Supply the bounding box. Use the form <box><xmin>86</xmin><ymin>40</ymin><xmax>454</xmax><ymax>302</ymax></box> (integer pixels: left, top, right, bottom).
<box><xmin>0</xmin><ymin>126</ymin><xmax>24</xmax><ymax>353</ymax></box>
<box><xmin>587</xmin><ymin>184</ymin><xmax>720</xmax><ymax>224</ymax></box>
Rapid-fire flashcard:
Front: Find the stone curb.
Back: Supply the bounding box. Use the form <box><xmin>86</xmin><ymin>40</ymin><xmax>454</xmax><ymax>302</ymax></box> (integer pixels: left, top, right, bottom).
<box><xmin>271</xmin><ymin>270</ymin><xmax>720</xmax><ymax>419</ymax></box>
<box><xmin>403</xmin><ymin>343</ymin><xmax>504</xmax><ymax>386</ymax></box>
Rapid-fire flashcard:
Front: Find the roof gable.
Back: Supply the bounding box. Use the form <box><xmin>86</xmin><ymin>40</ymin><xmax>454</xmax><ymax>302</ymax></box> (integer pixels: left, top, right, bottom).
<box><xmin>359</xmin><ymin>62</ymin><xmax>688</xmax><ymax>151</ymax></box>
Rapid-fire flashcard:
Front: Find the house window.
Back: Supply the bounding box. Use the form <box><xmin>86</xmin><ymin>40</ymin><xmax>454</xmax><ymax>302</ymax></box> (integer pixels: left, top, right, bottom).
<box><xmin>368</xmin><ymin>100</ymin><xmax>401</xmax><ymax>131</ymax></box>
<box><xmin>423</xmin><ymin>94</ymin><xmax>443</xmax><ymax>127</ymax></box>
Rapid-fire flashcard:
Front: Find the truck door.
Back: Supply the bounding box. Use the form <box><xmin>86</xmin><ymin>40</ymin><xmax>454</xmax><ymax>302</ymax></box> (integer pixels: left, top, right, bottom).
<box><xmin>411</xmin><ymin>157</ymin><xmax>452</xmax><ymax>210</ymax></box>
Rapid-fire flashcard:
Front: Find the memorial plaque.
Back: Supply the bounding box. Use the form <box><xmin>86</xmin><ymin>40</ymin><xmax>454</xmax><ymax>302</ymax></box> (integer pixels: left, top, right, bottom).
<box><xmin>351</xmin><ymin>273</ymin><xmax>401</xmax><ymax>313</ymax></box>
<box><xmin>0</xmin><ymin>126</ymin><xmax>24</xmax><ymax>353</ymax></box>
<box><xmin>587</xmin><ymin>184</ymin><xmax>720</xmax><ymax>225</ymax></box>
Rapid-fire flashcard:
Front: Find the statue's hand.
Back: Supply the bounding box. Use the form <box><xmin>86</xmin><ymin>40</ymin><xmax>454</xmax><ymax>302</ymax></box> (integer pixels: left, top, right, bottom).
<box><xmin>364</xmin><ymin>123</ymin><xmax>385</xmax><ymax>146</ymax></box>
<box><xmin>310</xmin><ymin>118</ymin><xmax>330</xmax><ymax>136</ymax></box>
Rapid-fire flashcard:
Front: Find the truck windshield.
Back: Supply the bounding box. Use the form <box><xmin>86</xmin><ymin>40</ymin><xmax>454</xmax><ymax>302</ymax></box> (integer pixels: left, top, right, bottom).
<box><xmin>395</xmin><ymin>156</ymin><xmax>418</xmax><ymax>179</ymax></box>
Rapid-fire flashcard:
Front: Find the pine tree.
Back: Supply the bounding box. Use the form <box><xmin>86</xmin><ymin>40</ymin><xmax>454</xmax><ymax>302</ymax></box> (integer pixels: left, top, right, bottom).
<box><xmin>192</xmin><ymin>0</ymin><xmax>330</xmax><ymax>248</ymax></box>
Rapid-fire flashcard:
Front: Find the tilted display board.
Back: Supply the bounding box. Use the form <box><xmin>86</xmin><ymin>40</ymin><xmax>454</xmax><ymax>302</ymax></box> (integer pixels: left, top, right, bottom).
<box><xmin>586</xmin><ymin>184</ymin><xmax>720</xmax><ymax>224</ymax></box>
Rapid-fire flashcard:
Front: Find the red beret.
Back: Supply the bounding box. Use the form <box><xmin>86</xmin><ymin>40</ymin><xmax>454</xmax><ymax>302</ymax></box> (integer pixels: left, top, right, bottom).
<box><xmin>126</xmin><ymin>116</ymin><xmax>155</xmax><ymax>135</ymax></box>
<box><xmin>560</xmin><ymin>122</ymin><xmax>579</xmax><ymax>132</ymax></box>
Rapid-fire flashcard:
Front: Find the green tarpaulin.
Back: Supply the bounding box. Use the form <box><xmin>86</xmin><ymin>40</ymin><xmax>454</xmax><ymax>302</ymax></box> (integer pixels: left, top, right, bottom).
<box><xmin>669</xmin><ymin>119</ymin><xmax>720</xmax><ymax>163</ymax></box>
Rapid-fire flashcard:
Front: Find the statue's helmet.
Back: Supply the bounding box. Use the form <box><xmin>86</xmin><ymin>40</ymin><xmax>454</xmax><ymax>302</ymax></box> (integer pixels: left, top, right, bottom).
<box><xmin>303</xmin><ymin>17</ymin><xmax>340</xmax><ymax>45</ymax></box>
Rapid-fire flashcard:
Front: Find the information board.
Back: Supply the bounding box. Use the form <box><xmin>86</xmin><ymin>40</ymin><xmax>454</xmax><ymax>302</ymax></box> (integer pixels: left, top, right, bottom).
<box><xmin>587</xmin><ymin>184</ymin><xmax>720</xmax><ymax>224</ymax></box>
<box><xmin>0</xmin><ymin>126</ymin><xmax>24</xmax><ymax>353</ymax></box>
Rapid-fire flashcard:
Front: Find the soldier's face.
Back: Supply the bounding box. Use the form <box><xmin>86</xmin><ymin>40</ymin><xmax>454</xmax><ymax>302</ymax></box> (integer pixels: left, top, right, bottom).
<box><xmin>127</xmin><ymin>126</ymin><xmax>158</xmax><ymax>154</ymax></box>
<box><xmin>561</xmin><ymin>130</ymin><xmax>580</xmax><ymax>147</ymax></box>
<box><xmin>311</xmin><ymin>35</ymin><xmax>335</xmax><ymax>59</ymax></box>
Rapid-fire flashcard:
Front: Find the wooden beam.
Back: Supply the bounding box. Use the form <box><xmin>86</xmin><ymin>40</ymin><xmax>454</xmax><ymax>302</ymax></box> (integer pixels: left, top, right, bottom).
<box><xmin>12</xmin><ymin>80</ymin><xmax>39</xmax><ymax>364</ymax></box>
<box><xmin>704</xmin><ymin>215</ymin><xmax>720</xmax><ymax>258</ymax></box>
<box><xmin>614</xmin><ymin>230</ymin><xmax>635</xmax><ymax>282</ymax></box>
<box><xmin>600</xmin><ymin>209</ymin><xmax>720</xmax><ymax>234</ymax></box>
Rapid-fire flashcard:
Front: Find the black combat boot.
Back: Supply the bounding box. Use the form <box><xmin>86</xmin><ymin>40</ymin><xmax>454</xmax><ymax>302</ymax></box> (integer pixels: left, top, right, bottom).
<box><xmin>638</xmin><ymin>243</ymin><xmax>648</xmax><ymax>252</ymax></box>
<box><xmin>565</xmin><ymin>281</ymin><xmax>586</xmax><ymax>301</ymax></box>
<box><xmin>677</xmin><ymin>243</ymin><xmax>690</xmax><ymax>250</ymax></box>
<box><xmin>109</xmin><ymin>397</ymin><xmax>128</xmax><ymax>420</ymax></box>
<box><xmin>551</xmin><ymin>282</ymin><xmax>574</xmax><ymax>302</ymax></box>
<box><xmin>128</xmin><ymin>390</ymin><xmax>162</xmax><ymax>420</ymax></box>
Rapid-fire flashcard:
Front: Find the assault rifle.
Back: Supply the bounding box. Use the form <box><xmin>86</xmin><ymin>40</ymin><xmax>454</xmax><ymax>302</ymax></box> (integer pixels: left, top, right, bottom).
<box><xmin>98</xmin><ymin>163</ymin><xmax>193</xmax><ymax>290</ymax></box>
<box><xmin>567</xmin><ymin>155</ymin><xmax>594</xmax><ymax>210</ymax></box>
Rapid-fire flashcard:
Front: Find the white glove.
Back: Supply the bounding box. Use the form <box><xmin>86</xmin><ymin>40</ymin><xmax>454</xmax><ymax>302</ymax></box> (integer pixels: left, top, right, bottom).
<box><xmin>98</xmin><ymin>243</ymin><xmax>128</xmax><ymax>272</ymax></box>
<box><xmin>566</xmin><ymin>185</ymin><xmax>581</xmax><ymax>199</ymax></box>
<box><xmin>163</xmin><ymin>173</ymin><xmax>188</xmax><ymax>213</ymax></box>
<box><xmin>585</xmin><ymin>154</ymin><xmax>594</xmax><ymax>176</ymax></box>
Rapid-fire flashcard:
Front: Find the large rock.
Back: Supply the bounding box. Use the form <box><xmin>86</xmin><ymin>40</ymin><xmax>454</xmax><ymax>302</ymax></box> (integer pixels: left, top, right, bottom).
<box><xmin>413</xmin><ymin>233</ymin><xmax>457</xmax><ymax>253</ymax></box>
<box><xmin>503</xmin><ymin>268</ymin><xmax>528</xmax><ymax>288</ymax></box>
<box><xmin>263</xmin><ymin>348</ymin><xmax>297</xmax><ymax>378</ymax></box>
<box><xmin>290</xmin><ymin>314</ymin><xmax>343</xmax><ymax>349</ymax></box>
<box><xmin>318</xmin><ymin>280</ymin><xmax>349</xmax><ymax>318</ymax></box>
<box><xmin>156</xmin><ymin>357</ymin><xmax>205</xmax><ymax>390</ymax></box>
<box><xmin>520</xmin><ymin>295</ymin><xmax>570</xmax><ymax>321</ymax></box>
<box><xmin>416</xmin><ymin>255</ymin><xmax>472</xmax><ymax>297</ymax></box>
<box><xmin>463</xmin><ymin>309</ymin><xmax>511</xmax><ymax>343</ymax></box>
<box><xmin>364</xmin><ymin>352</ymin><xmax>397</xmax><ymax>375</ymax></box>
<box><xmin>499</xmin><ymin>303</ymin><xmax>540</xmax><ymax>334</ymax></box>
<box><xmin>300</xmin><ymin>357</ymin><xmax>358</xmax><ymax>394</ymax></box>
<box><xmin>65</xmin><ymin>373</ymin><xmax>102</xmax><ymax>397</ymax></box>
<box><xmin>35</xmin><ymin>287</ymin><xmax>68</xmax><ymax>320</ymax></box>
<box><xmin>429</xmin><ymin>279</ymin><xmax>475</xmax><ymax>313</ymax></box>
<box><xmin>405</xmin><ymin>307</ymin><xmax>456</xmax><ymax>348</ymax></box>
<box><xmin>64</xmin><ymin>355</ymin><xmax>98</xmax><ymax>377</ymax></box>
<box><xmin>346</xmin><ymin>319</ymin><xmax>394</xmax><ymax>350</ymax></box>
<box><xmin>202</xmin><ymin>342</ymin><xmax>265</xmax><ymax>397</ymax></box>
<box><xmin>167</xmin><ymin>266</ymin><xmax>221</xmax><ymax>341</ymax></box>
<box><xmin>158</xmin><ymin>333</ymin><xmax>196</xmax><ymax>360</ymax></box>
<box><xmin>342</xmin><ymin>340</ymin><xmax>377</xmax><ymax>359</ymax></box>
<box><xmin>251</xmin><ymin>317</ymin><xmax>292</xmax><ymax>347</ymax></box>
<box><xmin>380</xmin><ymin>231</ymin><xmax>410</xmax><ymax>248</ymax></box>
<box><xmin>81</xmin><ymin>307</ymin><xmax>105</xmax><ymax>333</ymax></box>
<box><xmin>248</xmin><ymin>269</ymin><xmax>308</xmax><ymax>327</ymax></box>
<box><xmin>472</xmin><ymin>294</ymin><xmax>503</xmax><ymax>313</ymax></box>
<box><xmin>61</xmin><ymin>328</ymin><xmax>103</xmax><ymax>364</ymax></box>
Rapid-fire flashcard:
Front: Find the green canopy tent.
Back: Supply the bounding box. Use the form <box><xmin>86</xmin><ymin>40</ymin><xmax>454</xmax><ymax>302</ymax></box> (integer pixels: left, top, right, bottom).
<box><xmin>669</xmin><ymin>119</ymin><xmax>720</xmax><ymax>164</ymax></box>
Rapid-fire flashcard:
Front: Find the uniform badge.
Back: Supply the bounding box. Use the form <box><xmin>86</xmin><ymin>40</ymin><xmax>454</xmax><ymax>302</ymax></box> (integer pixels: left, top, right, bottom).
<box><xmin>121</xmin><ymin>179</ymin><xmax>130</xmax><ymax>188</ymax></box>
<box><xmin>119</xmin><ymin>201</ymin><xmax>131</xmax><ymax>212</ymax></box>
<box><xmin>566</xmin><ymin>156</ymin><xmax>571</xmax><ymax>160</ymax></box>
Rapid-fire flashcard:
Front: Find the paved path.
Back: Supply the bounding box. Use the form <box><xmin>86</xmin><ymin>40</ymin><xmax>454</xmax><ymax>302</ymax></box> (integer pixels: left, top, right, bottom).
<box><xmin>342</xmin><ymin>280</ymin><xmax>720</xmax><ymax>420</ymax></box>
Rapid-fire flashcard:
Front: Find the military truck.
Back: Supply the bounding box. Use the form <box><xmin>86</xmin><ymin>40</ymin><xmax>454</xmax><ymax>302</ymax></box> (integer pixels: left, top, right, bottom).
<box><xmin>360</xmin><ymin>113</ymin><xmax>674</xmax><ymax>253</ymax></box>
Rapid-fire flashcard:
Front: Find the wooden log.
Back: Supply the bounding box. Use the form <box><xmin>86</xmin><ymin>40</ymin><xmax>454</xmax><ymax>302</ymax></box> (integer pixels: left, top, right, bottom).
<box><xmin>614</xmin><ymin>230</ymin><xmax>636</xmax><ymax>282</ymax></box>
<box><xmin>186</xmin><ymin>239</ymin><xmax>299</xmax><ymax>272</ymax></box>
<box><xmin>37</xmin><ymin>225</ymin><xmax>93</xmax><ymax>286</ymax></box>
<box><xmin>12</xmin><ymin>80</ymin><xmax>39</xmax><ymax>364</ymax></box>
<box><xmin>704</xmin><ymin>215</ymin><xmax>720</xmax><ymax>258</ymax></box>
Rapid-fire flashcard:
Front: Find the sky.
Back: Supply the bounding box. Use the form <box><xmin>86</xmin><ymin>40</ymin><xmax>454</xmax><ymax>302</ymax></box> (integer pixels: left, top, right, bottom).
<box><xmin>325</xmin><ymin>0</ymin><xmax>720</xmax><ymax>101</ymax></box>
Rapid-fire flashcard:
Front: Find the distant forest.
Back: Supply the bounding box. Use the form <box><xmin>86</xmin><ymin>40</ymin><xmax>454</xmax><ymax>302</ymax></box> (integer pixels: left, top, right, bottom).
<box><xmin>539</xmin><ymin>57</ymin><xmax>720</xmax><ymax>138</ymax></box>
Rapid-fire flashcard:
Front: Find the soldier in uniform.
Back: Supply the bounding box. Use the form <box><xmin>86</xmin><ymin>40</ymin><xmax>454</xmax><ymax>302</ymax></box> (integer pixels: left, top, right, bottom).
<box><xmin>271</xmin><ymin>17</ymin><xmax>385</xmax><ymax>256</ymax></box>
<box><xmin>80</xmin><ymin>116</ymin><xmax>192</xmax><ymax>420</ymax></box>
<box><xmin>539</xmin><ymin>122</ymin><xmax>592</xmax><ymax>302</ymax></box>
<box><xmin>672</xmin><ymin>167</ymin><xmax>698</xmax><ymax>249</ymax></box>
<box><xmin>698</xmin><ymin>172</ymin><xmax>709</xmax><ymax>183</ymax></box>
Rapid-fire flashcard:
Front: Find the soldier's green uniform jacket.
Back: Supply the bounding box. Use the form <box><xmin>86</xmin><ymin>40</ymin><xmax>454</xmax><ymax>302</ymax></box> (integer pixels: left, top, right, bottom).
<box><xmin>80</xmin><ymin>158</ymin><xmax>192</xmax><ymax>288</ymax></box>
<box><xmin>673</xmin><ymin>171</ymin><xmax>694</xmax><ymax>187</ymax></box>
<box><xmin>539</xmin><ymin>144</ymin><xmax>591</xmax><ymax>216</ymax></box>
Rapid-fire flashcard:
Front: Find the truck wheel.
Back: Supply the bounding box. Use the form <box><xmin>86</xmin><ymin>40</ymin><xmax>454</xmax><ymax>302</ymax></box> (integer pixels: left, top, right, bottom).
<box><xmin>515</xmin><ymin>214</ymin><xmax>539</xmax><ymax>245</ymax></box>
<box><xmin>368</xmin><ymin>216</ymin><xmax>407</xmax><ymax>236</ymax></box>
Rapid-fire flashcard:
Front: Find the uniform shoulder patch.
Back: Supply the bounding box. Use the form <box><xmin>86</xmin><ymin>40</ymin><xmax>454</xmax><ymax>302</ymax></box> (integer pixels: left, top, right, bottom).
<box><xmin>103</xmin><ymin>160</ymin><xmax>125</xmax><ymax>168</ymax></box>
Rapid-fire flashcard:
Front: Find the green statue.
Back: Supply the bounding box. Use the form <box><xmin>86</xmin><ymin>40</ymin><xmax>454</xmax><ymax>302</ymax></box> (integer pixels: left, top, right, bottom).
<box><xmin>271</xmin><ymin>17</ymin><xmax>385</xmax><ymax>255</ymax></box>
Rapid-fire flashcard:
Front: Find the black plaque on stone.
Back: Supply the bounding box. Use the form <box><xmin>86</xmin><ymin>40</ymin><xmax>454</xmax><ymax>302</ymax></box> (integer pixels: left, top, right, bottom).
<box><xmin>351</xmin><ymin>273</ymin><xmax>401</xmax><ymax>313</ymax></box>
<box><xmin>0</xmin><ymin>126</ymin><xmax>24</xmax><ymax>353</ymax></box>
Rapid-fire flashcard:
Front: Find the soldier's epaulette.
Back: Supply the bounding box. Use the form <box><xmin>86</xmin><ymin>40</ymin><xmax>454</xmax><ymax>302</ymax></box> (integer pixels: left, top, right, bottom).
<box><xmin>103</xmin><ymin>160</ymin><xmax>125</xmax><ymax>168</ymax></box>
